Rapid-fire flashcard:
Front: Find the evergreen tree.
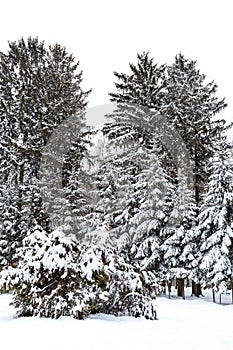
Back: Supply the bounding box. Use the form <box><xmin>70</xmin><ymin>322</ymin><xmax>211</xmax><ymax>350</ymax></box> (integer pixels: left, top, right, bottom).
<box><xmin>109</xmin><ymin>52</ymin><xmax>166</xmax><ymax>109</ymax></box>
<box><xmin>121</xmin><ymin>143</ymin><xmax>174</xmax><ymax>270</ymax></box>
<box><xmin>109</xmin><ymin>52</ymin><xmax>227</xmax><ymax>208</ymax></box>
<box><xmin>107</xmin><ymin>56</ymin><xmax>181</xmax><ymax>274</ymax></box>
<box><xmin>197</xmin><ymin>146</ymin><xmax>233</xmax><ymax>293</ymax></box>
<box><xmin>108</xmin><ymin>52</ymin><xmax>227</xmax><ymax>293</ymax></box>
<box><xmin>0</xmin><ymin>37</ymin><xmax>89</xmax><ymax>267</ymax></box>
<box><xmin>162</xmin><ymin>54</ymin><xmax>227</xmax><ymax>294</ymax></box>
<box><xmin>162</xmin><ymin>177</ymin><xmax>197</xmax><ymax>297</ymax></box>
<box><xmin>163</xmin><ymin>53</ymin><xmax>227</xmax><ymax>207</ymax></box>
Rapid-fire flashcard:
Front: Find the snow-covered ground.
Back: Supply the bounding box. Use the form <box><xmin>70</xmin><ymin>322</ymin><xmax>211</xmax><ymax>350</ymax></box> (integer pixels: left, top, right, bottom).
<box><xmin>0</xmin><ymin>292</ymin><xmax>233</xmax><ymax>350</ymax></box>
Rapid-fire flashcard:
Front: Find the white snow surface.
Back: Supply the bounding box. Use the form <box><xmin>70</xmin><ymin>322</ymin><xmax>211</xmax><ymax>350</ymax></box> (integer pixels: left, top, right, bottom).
<box><xmin>0</xmin><ymin>292</ymin><xmax>233</xmax><ymax>350</ymax></box>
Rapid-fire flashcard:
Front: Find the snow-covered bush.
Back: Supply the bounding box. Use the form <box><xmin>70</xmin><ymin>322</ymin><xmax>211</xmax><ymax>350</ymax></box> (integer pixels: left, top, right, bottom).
<box><xmin>0</xmin><ymin>226</ymin><xmax>89</xmax><ymax>319</ymax></box>
<box><xmin>0</xmin><ymin>226</ymin><xmax>158</xmax><ymax>320</ymax></box>
<box><xmin>80</xmin><ymin>245</ymin><xmax>158</xmax><ymax>319</ymax></box>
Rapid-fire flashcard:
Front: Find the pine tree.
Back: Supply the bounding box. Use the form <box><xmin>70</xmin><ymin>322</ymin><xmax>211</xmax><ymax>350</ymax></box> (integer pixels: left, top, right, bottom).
<box><xmin>162</xmin><ymin>177</ymin><xmax>197</xmax><ymax>298</ymax></box>
<box><xmin>162</xmin><ymin>54</ymin><xmax>227</xmax><ymax>295</ymax></box>
<box><xmin>108</xmin><ymin>52</ymin><xmax>227</xmax><ymax>294</ymax></box>
<box><xmin>163</xmin><ymin>53</ymin><xmax>227</xmax><ymax>207</ymax></box>
<box><xmin>197</xmin><ymin>146</ymin><xmax>233</xmax><ymax>294</ymax></box>
<box><xmin>107</xmin><ymin>55</ymin><xmax>186</xmax><ymax>275</ymax></box>
<box><xmin>109</xmin><ymin>52</ymin><xmax>166</xmax><ymax>109</ymax></box>
<box><xmin>0</xmin><ymin>37</ymin><xmax>90</xmax><ymax>267</ymax></box>
<box><xmin>109</xmin><ymin>52</ymin><xmax>227</xmax><ymax>209</ymax></box>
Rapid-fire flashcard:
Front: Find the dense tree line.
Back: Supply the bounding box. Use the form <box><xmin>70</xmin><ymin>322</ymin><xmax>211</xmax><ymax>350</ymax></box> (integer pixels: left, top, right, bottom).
<box><xmin>0</xmin><ymin>39</ymin><xmax>232</xmax><ymax>319</ymax></box>
<box><xmin>86</xmin><ymin>52</ymin><xmax>232</xmax><ymax>298</ymax></box>
<box><xmin>0</xmin><ymin>38</ymin><xmax>158</xmax><ymax>319</ymax></box>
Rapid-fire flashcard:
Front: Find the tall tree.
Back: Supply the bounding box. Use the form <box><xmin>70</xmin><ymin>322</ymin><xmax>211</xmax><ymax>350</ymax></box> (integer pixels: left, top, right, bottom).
<box><xmin>0</xmin><ymin>37</ymin><xmax>90</xmax><ymax>267</ymax></box>
<box><xmin>163</xmin><ymin>53</ymin><xmax>227</xmax><ymax>207</ymax></box>
<box><xmin>108</xmin><ymin>52</ymin><xmax>227</xmax><ymax>293</ymax></box>
<box><xmin>196</xmin><ymin>145</ymin><xmax>233</xmax><ymax>294</ymax></box>
<box><xmin>109</xmin><ymin>52</ymin><xmax>227</xmax><ymax>208</ymax></box>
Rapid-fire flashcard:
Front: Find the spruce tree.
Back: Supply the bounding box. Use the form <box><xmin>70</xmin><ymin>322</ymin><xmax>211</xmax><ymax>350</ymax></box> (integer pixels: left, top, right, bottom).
<box><xmin>107</xmin><ymin>55</ymin><xmax>183</xmax><ymax>272</ymax></box>
<box><xmin>109</xmin><ymin>52</ymin><xmax>166</xmax><ymax>109</ymax></box>
<box><xmin>108</xmin><ymin>52</ymin><xmax>227</xmax><ymax>292</ymax></box>
<box><xmin>162</xmin><ymin>179</ymin><xmax>197</xmax><ymax>298</ymax></box>
<box><xmin>0</xmin><ymin>37</ymin><xmax>89</xmax><ymax>267</ymax></box>
<box><xmin>197</xmin><ymin>146</ymin><xmax>233</xmax><ymax>293</ymax></box>
<box><xmin>109</xmin><ymin>52</ymin><xmax>227</xmax><ymax>209</ymax></box>
<box><xmin>163</xmin><ymin>53</ymin><xmax>227</xmax><ymax>207</ymax></box>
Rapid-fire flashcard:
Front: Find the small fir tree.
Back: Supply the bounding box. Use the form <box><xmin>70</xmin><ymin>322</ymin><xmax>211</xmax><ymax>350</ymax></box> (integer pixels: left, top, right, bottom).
<box><xmin>197</xmin><ymin>147</ymin><xmax>233</xmax><ymax>293</ymax></box>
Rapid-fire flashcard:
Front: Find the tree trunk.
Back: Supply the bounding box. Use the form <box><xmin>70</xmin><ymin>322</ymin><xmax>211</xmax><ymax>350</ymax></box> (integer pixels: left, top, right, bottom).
<box><xmin>177</xmin><ymin>279</ymin><xmax>185</xmax><ymax>299</ymax></box>
<box><xmin>196</xmin><ymin>283</ymin><xmax>202</xmax><ymax>296</ymax></box>
<box><xmin>168</xmin><ymin>281</ymin><xmax>171</xmax><ymax>299</ymax></box>
<box><xmin>212</xmin><ymin>288</ymin><xmax>216</xmax><ymax>303</ymax></box>
<box><xmin>182</xmin><ymin>279</ymin><xmax>185</xmax><ymax>300</ymax></box>
<box><xmin>192</xmin><ymin>281</ymin><xmax>202</xmax><ymax>297</ymax></box>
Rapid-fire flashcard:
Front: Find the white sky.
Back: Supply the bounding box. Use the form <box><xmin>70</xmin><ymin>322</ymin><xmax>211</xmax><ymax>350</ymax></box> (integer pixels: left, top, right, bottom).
<box><xmin>1</xmin><ymin>0</ymin><xmax>232</xmax><ymax>124</ymax></box>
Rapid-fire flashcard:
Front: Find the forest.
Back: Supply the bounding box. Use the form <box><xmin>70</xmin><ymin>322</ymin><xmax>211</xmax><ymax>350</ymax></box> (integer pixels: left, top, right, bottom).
<box><xmin>0</xmin><ymin>37</ymin><xmax>232</xmax><ymax>320</ymax></box>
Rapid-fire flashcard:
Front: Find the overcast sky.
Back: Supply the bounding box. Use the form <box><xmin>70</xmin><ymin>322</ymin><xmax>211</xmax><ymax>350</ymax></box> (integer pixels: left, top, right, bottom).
<box><xmin>1</xmin><ymin>0</ymin><xmax>232</xmax><ymax>125</ymax></box>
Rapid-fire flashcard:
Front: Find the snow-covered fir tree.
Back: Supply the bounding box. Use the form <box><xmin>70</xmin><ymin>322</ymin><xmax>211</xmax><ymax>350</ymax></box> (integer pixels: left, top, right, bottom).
<box><xmin>107</xmin><ymin>52</ymin><xmax>228</xmax><ymax>293</ymax></box>
<box><xmin>0</xmin><ymin>37</ymin><xmax>90</xmax><ymax>267</ymax></box>
<box><xmin>162</xmin><ymin>175</ymin><xmax>197</xmax><ymax>297</ymax></box>
<box><xmin>163</xmin><ymin>53</ymin><xmax>227</xmax><ymax>207</ymax></box>
<box><xmin>196</xmin><ymin>146</ymin><xmax>233</xmax><ymax>293</ymax></box>
<box><xmin>109</xmin><ymin>52</ymin><xmax>227</xmax><ymax>208</ymax></box>
<box><xmin>120</xmin><ymin>143</ymin><xmax>174</xmax><ymax>270</ymax></box>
